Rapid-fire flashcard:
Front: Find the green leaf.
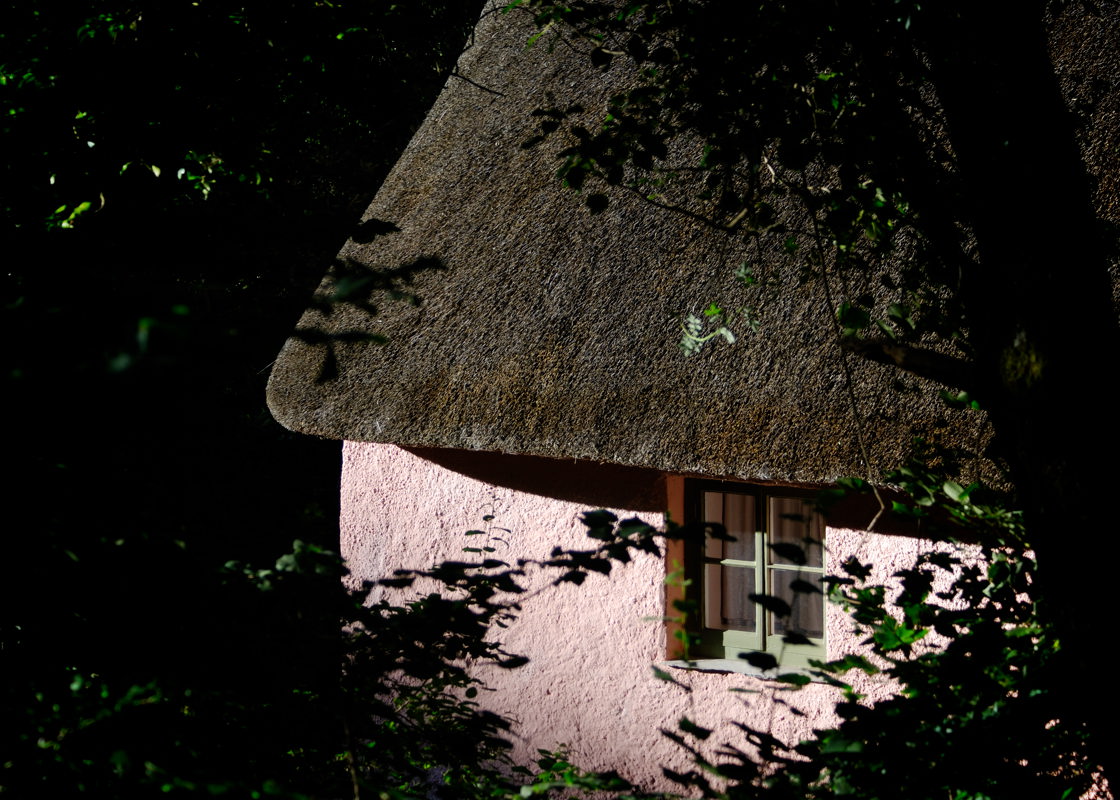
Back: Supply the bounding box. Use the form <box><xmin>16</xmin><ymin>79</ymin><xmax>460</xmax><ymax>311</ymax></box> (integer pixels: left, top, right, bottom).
<box><xmin>652</xmin><ymin>666</ymin><xmax>690</xmax><ymax>691</ymax></box>
<box><xmin>942</xmin><ymin>480</ymin><xmax>969</xmax><ymax>503</ymax></box>
<box><xmin>823</xmin><ymin>653</ymin><xmax>880</xmax><ymax>675</ymax></box>
<box><xmin>836</xmin><ymin>302</ymin><xmax>871</xmax><ymax>337</ymax></box>
<box><xmin>820</xmin><ymin>735</ymin><xmax>864</xmax><ymax>754</ymax></box>
<box><xmin>875</xmin><ymin>319</ymin><xmax>899</xmax><ymax>340</ymax></box>
<box><xmin>941</xmin><ymin>389</ymin><xmax>981</xmax><ymax>409</ymax></box>
<box><xmin>776</xmin><ymin>672</ymin><xmax>811</xmax><ymax>686</ymax></box>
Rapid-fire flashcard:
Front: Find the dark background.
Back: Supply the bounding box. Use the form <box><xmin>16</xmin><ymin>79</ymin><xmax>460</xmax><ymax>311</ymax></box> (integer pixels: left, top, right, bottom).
<box><xmin>2</xmin><ymin>2</ymin><xmax>482</xmax><ymax>794</ymax></box>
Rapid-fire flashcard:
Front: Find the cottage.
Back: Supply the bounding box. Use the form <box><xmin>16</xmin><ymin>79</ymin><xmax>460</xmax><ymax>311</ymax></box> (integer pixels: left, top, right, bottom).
<box><xmin>266</xmin><ymin>1</ymin><xmax>1117</xmax><ymax>789</ymax></box>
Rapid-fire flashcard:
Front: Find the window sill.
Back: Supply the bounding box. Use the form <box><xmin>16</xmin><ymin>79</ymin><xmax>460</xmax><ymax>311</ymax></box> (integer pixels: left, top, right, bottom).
<box><xmin>662</xmin><ymin>659</ymin><xmax>821</xmax><ymax>682</ymax></box>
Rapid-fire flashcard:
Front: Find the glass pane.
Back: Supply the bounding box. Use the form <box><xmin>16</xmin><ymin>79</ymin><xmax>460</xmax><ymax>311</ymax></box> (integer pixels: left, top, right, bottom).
<box><xmin>769</xmin><ymin>569</ymin><xmax>824</xmax><ymax>639</ymax></box>
<box><xmin>703</xmin><ymin>491</ymin><xmax>755</xmax><ymax>561</ymax></box>
<box><xmin>703</xmin><ymin>492</ymin><xmax>722</xmax><ymax>559</ymax></box>
<box><xmin>705</xmin><ymin>564</ymin><xmax>755</xmax><ymax>632</ymax></box>
<box><xmin>769</xmin><ymin>496</ymin><xmax>823</xmax><ymax>567</ymax></box>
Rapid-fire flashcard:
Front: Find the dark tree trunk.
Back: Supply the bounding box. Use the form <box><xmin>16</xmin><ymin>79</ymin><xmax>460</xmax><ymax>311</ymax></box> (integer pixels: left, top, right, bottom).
<box><xmin>924</xmin><ymin>2</ymin><xmax>1120</xmax><ymax>788</ymax></box>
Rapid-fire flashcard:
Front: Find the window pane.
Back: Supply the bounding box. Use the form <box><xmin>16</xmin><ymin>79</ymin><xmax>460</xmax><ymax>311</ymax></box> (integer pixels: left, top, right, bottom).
<box><xmin>769</xmin><ymin>569</ymin><xmax>824</xmax><ymax>639</ymax></box>
<box><xmin>703</xmin><ymin>492</ymin><xmax>722</xmax><ymax>559</ymax></box>
<box><xmin>704</xmin><ymin>491</ymin><xmax>755</xmax><ymax>561</ymax></box>
<box><xmin>705</xmin><ymin>564</ymin><xmax>755</xmax><ymax>632</ymax></box>
<box><xmin>768</xmin><ymin>496</ymin><xmax>823</xmax><ymax>567</ymax></box>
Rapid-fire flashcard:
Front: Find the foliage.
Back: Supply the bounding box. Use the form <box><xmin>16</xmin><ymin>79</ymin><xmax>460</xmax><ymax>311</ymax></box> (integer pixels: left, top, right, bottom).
<box><xmin>4</xmin><ymin>508</ymin><xmax>657</xmax><ymax>799</ymax></box>
<box><xmin>4</xmin><ymin>531</ymin><xmax>520</xmax><ymax>799</ymax></box>
<box><xmin>520</xmin><ymin>749</ymin><xmax>649</xmax><ymax>799</ymax></box>
<box><xmin>1</xmin><ymin>0</ymin><xmax>479</xmax><ymax>233</ymax></box>
<box><xmin>2</xmin><ymin>1</ymin><xmax>484</xmax><ymax>797</ymax></box>
<box><xmin>505</xmin><ymin>0</ymin><xmax>970</xmax><ymax>358</ymax></box>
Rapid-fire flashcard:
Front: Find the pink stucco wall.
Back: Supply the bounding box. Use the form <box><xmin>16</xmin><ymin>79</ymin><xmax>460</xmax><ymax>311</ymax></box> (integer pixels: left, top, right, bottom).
<box><xmin>341</xmin><ymin>442</ymin><xmax>935</xmax><ymax>790</ymax></box>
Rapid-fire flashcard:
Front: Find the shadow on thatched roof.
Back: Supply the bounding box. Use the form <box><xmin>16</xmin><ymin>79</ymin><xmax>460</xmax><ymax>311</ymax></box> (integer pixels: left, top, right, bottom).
<box><xmin>267</xmin><ymin>2</ymin><xmax>1118</xmax><ymax>486</ymax></box>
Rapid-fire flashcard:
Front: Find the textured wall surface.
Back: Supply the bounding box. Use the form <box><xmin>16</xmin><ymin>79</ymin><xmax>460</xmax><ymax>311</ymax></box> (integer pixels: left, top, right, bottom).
<box><xmin>341</xmin><ymin>442</ymin><xmax>938</xmax><ymax>790</ymax></box>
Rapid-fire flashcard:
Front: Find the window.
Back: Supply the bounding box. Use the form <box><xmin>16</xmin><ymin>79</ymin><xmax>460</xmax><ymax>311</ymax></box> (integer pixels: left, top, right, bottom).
<box><xmin>685</xmin><ymin>481</ymin><xmax>826</xmax><ymax>670</ymax></box>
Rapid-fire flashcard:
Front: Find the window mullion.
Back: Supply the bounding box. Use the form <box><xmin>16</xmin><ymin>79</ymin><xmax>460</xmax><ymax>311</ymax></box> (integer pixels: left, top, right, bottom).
<box><xmin>756</xmin><ymin>528</ymin><xmax>767</xmax><ymax>651</ymax></box>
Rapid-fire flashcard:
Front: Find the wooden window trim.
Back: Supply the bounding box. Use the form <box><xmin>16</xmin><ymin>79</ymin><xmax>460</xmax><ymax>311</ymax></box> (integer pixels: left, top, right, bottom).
<box><xmin>666</xmin><ymin>477</ymin><xmax>827</xmax><ymax>670</ymax></box>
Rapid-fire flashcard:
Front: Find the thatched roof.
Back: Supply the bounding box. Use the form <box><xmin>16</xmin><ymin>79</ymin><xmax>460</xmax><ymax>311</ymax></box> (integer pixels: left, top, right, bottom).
<box><xmin>267</xmin><ymin>2</ymin><xmax>1116</xmax><ymax>486</ymax></box>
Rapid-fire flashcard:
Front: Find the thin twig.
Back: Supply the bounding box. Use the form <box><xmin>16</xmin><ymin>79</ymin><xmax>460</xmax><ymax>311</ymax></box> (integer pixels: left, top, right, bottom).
<box><xmin>809</xmin><ymin>210</ymin><xmax>887</xmax><ymax>530</ymax></box>
<box><xmin>449</xmin><ymin>67</ymin><xmax>506</xmax><ymax>97</ymax></box>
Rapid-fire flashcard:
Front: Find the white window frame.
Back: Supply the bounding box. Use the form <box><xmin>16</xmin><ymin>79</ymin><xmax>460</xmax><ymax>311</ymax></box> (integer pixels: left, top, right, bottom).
<box><xmin>686</xmin><ymin>481</ymin><xmax>827</xmax><ymax>670</ymax></box>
